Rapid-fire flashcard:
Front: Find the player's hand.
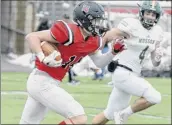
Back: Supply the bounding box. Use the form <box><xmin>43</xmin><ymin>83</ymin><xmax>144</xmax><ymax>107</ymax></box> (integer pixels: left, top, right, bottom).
<box><xmin>43</xmin><ymin>50</ymin><xmax>62</xmax><ymax>67</ymax></box>
<box><xmin>111</xmin><ymin>37</ymin><xmax>126</xmax><ymax>55</ymax></box>
<box><xmin>154</xmin><ymin>47</ymin><xmax>163</xmax><ymax>62</ymax></box>
<box><xmin>37</xmin><ymin>51</ymin><xmax>62</xmax><ymax>67</ymax></box>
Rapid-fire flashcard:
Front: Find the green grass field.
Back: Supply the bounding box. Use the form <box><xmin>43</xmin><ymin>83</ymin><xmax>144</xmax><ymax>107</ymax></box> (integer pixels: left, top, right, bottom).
<box><xmin>1</xmin><ymin>72</ymin><xmax>171</xmax><ymax>124</ymax></box>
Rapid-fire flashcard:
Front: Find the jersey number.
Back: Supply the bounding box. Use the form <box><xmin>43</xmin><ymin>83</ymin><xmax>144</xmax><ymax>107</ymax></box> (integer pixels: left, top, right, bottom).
<box><xmin>62</xmin><ymin>56</ymin><xmax>83</xmax><ymax>69</ymax></box>
<box><xmin>139</xmin><ymin>46</ymin><xmax>149</xmax><ymax>64</ymax></box>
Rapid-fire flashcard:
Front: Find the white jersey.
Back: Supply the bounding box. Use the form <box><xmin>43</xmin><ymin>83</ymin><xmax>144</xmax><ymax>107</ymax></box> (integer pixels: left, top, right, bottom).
<box><xmin>113</xmin><ymin>18</ymin><xmax>164</xmax><ymax>75</ymax></box>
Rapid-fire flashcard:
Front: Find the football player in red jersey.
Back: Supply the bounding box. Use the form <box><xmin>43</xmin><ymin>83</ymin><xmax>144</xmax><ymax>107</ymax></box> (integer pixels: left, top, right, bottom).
<box><xmin>19</xmin><ymin>1</ymin><xmax>125</xmax><ymax>124</ymax></box>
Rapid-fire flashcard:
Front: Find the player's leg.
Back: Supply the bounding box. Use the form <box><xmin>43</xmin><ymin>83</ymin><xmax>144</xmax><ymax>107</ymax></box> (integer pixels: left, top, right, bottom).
<box><xmin>68</xmin><ymin>68</ymin><xmax>73</xmax><ymax>83</ymax></box>
<box><xmin>19</xmin><ymin>95</ymin><xmax>48</xmax><ymax>124</ymax></box>
<box><xmin>121</xmin><ymin>78</ymin><xmax>161</xmax><ymax>113</ymax></box>
<box><xmin>38</xmin><ymin>85</ymin><xmax>87</xmax><ymax>124</ymax></box>
<box><xmin>92</xmin><ymin>85</ymin><xmax>131</xmax><ymax>124</ymax></box>
<box><xmin>68</xmin><ymin>68</ymin><xmax>80</xmax><ymax>85</ymax></box>
<box><xmin>92</xmin><ymin>112</ymin><xmax>109</xmax><ymax>124</ymax></box>
<box><xmin>41</xmin><ymin>85</ymin><xmax>87</xmax><ymax>124</ymax></box>
<box><xmin>113</xmin><ymin>68</ymin><xmax>161</xmax><ymax>123</ymax></box>
<box><xmin>28</xmin><ymin>69</ymin><xmax>87</xmax><ymax>124</ymax></box>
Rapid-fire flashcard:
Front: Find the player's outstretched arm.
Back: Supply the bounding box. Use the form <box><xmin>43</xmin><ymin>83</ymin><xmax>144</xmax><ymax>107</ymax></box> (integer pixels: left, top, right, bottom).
<box><xmin>101</xmin><ymin>28</ymin><xmax>128</xmax><ymax>51</ymax></box>
<box><xmin>89</xmin><ymin>50</ymin><xmax>114</xmax><ymax>68</ymax></box>
<box><xmin>90</xmin><ymin>18</ymin><xmax>131</xmax><ymax>68</ymax></box>
<box><xmin>89</xmin><ymin>38</ymin><xmax>126</xmax><ymax>68</ymax></box>
<box><xmin>103</xmin><ymin>28</ymin><xmax>128</xmax><ymax>43</ymax></box>
<box><xmin>102</xmin><ymin>18</ymin><xmax>135</xmax><ymax>48</ymax></box>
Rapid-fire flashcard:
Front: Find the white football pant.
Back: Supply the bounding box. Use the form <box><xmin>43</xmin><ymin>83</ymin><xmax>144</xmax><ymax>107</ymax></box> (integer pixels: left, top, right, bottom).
<box><xmin>20</xmin><ymin>68</ymin><xmax>85</xmax><ymax>124</ymax></box>
<box><xmin>104</xmin><ymin>67</ymin><xmax>161</xmax><ymax>120</ymax></box>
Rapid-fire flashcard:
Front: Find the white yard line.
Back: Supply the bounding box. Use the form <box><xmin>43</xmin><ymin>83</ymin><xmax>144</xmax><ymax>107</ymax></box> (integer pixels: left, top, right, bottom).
<box><xmin>1</xmin><ymin>91</ymin><xmax>28</xmax><ymax>95</ymax></box>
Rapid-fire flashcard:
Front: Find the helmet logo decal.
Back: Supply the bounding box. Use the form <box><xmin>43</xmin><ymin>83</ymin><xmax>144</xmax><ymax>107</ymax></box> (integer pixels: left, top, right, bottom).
<box><xmin>82</xmin><ymin>4</ymin><xmax>90</xmax><ymax>13</ymax></box>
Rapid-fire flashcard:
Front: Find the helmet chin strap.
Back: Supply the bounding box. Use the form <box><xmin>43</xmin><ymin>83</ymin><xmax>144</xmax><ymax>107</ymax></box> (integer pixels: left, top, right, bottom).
<box><xmin>141</xmin><ymin>18</ymin><xmax>156</xmax><ymax>30</ymax></box>
<box><xmin>142</xmin><ymin>21</ymin><xmax>153</xmax><ymax>30</ymax></box>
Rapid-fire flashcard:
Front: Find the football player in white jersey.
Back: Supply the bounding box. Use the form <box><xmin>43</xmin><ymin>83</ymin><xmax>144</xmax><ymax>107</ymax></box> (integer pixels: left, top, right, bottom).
<box><xmin>92</xmin><ymin>1</ymin><xmax>164</xmax><ymax>124</ymax></box>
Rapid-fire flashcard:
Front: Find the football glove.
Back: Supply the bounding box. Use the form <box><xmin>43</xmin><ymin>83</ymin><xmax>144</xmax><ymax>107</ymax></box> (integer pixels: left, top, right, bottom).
<box><xmin>112</xmin><ymin>37</ymin><xmax>126</xmax><ymax>54</ymax></box>
<box><xmin>36</xmin><ymin>51</ymin><xmax>62</xmax><ymax>67</ymax></box>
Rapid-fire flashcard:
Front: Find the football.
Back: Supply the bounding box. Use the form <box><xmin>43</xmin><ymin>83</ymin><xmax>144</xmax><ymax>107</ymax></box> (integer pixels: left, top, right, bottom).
<box><xmin>41</xmin><ymin>41</ymin><xmax>61</xmax><ymax>61</ymax></box>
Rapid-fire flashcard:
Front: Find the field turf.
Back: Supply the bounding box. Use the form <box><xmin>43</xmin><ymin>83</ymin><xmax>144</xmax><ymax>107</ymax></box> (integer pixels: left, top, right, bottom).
<box><xmin>1</xmin><ymin>72</ymin><xmax>171</xmax><ymax>124</ymax></box>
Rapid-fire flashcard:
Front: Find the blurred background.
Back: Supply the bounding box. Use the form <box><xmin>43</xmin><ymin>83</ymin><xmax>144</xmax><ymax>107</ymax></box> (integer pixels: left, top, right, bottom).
<box><xmin>1</xmin><ymin>0</ymin><xmax>171</xmax><ymax>77</ymax></box>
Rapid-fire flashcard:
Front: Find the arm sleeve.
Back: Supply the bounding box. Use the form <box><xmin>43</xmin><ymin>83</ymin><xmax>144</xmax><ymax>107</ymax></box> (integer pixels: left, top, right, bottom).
<box><xmin>94</xmin><ymin>37</ymin><xmax>103</xmax><ymax>52</ymax></box>
<box><xmin>89</xmin><ymin>50</ymin><xmax>114</xmax><ymax>68</ymax></box>
<box><xmin>50</xmin><ymin>20</ymin><xmax>73</xmax><ymax>45</ymax></box>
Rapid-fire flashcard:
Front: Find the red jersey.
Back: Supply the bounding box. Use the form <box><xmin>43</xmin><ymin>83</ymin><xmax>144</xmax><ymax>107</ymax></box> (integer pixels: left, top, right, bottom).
<box><xmin>35</xmin><ymin>20</ymin><xmax>102</xmax><ymax>81</ymax></box>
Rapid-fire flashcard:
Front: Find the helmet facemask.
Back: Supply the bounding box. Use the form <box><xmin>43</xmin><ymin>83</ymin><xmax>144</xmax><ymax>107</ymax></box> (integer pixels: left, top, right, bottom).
<box><xmin>82</xmin><ymin>12</ymin><xmax>108</xmax><ymax>36</ymax></box>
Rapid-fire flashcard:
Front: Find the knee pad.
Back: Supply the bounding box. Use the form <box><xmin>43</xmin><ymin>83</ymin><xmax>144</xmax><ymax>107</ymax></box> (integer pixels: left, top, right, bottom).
<box><xmin>143</xmin><ymin>87</ymin><xmax>161</xmax><ymax>104</ymax></box>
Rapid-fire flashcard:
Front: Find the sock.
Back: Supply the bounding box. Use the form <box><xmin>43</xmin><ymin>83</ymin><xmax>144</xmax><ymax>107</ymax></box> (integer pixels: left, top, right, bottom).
<box><xmin>58</xmin><ymin>121</ymin><xmax>67</xmax><ymax>125</ymax></box>
<box><xmin>122</xmin><ymin>106</ymin><xmax>133</xmax><ymax>117</ymax></box>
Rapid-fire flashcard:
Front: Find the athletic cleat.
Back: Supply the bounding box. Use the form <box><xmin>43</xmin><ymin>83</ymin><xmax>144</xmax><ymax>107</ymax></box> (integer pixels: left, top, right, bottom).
<box><xmin>114</xmin><ymin>111</ymin><xmax>128</xmax><ymax>124</ymax></box>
